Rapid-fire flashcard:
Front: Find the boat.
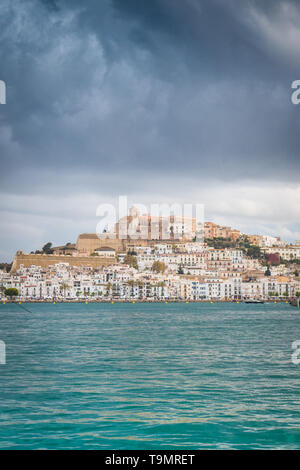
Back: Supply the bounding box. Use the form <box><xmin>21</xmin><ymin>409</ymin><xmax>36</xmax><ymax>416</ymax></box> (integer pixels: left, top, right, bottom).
<box><xmin>244</xmin><ymin>299</ymin><xmax>264</xmax><ymax>304</ymax></box>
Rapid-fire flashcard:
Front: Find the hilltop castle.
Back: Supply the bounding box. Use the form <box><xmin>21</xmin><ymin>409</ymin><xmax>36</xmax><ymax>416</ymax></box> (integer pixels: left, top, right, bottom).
<box><xmin>11</xmin><ymin>207</ymin><xmax>248</xmax><ymax>271</ymax></box>
<box><xmin>76</xmin><ymin>205</ymin><xmax>201</xmax><ymax>255</ymax></box>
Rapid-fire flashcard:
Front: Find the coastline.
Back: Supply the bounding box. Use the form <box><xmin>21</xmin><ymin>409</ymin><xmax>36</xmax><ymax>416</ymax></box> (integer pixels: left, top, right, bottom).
<box><xmin>1</xmin><ymin>299</ymin><xmax>293</xmax><ymax>304</ymax></box>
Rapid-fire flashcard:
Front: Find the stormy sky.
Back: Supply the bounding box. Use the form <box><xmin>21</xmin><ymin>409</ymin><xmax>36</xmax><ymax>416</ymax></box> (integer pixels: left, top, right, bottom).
<box><xmin>0</xmin><ymin>0</ymin><xmax>300</xmax><ymax>260</ymax></box>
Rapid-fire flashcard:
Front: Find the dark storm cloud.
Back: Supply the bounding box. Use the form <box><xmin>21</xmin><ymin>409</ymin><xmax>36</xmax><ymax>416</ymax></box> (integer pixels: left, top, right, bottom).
<box><xmin>0</xmin><ymin>0</ymin><xmax>299</xmax><ymax>189</ymax></box>
<box><xmin>0</xmin><ymin>0</ymin><xmax>300</xmax><ymax>259</ymax></box>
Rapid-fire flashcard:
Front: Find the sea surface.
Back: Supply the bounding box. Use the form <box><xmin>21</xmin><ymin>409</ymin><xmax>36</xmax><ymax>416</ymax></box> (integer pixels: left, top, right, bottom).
<box><xmin>0</xmin><ymin>302</ymin><xmax>299</xmax><ymax>449</ymax></box>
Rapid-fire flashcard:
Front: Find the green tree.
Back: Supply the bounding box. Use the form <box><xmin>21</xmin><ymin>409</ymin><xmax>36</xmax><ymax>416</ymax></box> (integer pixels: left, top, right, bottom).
<box><xmin>246</xmin><ymin>245</ymin><xmax>262</xmax><ymax>259</ymax></box>
<box><xmin>205</xmin><ymin>237</ymin><xmax>235</xmax><ymax>249</ymax></box>
<box><xmin>106</xmin><ymin>282</ymin><xmax>112</xmax><ymax>296</ymax></box>
<box><xmin>177</xmin><ymin>265</ymin><xmax>184</xmax><ymax>275</ymax></box>
<box><xmin>127</xmin><ymin>250</ymin><xmax>137</xmax><ymax>256</ymax></box>
<box><xmin>4</xmin><ymin>287</ymin><xmax>19</xmax><ymax>298</ymax></box>
<box><xmin>264</xmin><ymin>267</ymin><xmax>271</xmax><ymax>276</ymax></box>
<box><xmin>157</xmin><ymin>281</ymin><xmax>166</xmax><ymax>287</ymax></box>
<box><xmin>238</xmin><ymin>235</ymin><xmax>250</xmax><ymax>245</ymax></box>
<box><xmin>0</xmin><ymin>263</ymin><xmax>12</xmax><ymax>272</ymax></box>
<box><xmin>42</xmin><ymin>242</ymin><xmax>53</xmax><ymax>254</ymax></box>
<box><xmin>151</xmin><ymin>261</ymin><xmax>166</xmax><ymax>273</ymax></box>
<box><xmin>123</xmin><ymin>254</ymin><xmax>138</xmax><ymax>269</ymax></box>
<box><xmin>60</xmin><ymin>283</ymin><xmax>70</xmax><ymax>298</ymax></box>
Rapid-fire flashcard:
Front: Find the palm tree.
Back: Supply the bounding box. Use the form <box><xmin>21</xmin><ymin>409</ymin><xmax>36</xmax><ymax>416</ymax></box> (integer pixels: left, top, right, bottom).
<box><xmin>60</xmin><ymin>282</ymin><xmax>70</xmax><ymax>299</ymax></box>
<box><xmin>105</xmin><ymin>282</ymin><xmax>112</xmax><ymax>297</ymax></box>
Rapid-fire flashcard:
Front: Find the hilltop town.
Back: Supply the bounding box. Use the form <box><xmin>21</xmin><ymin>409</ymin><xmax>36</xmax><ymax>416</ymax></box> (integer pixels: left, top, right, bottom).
<box><xmin>1</xmin><ymin>207</ymin><xmax>300</xmax><ymax>302</ymax></box>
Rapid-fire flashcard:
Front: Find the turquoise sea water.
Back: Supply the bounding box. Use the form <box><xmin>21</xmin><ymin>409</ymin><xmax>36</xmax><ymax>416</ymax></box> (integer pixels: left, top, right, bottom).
<box><xmin>0</xmin><ymin>302</ymin><xmax>300</xmax><ymax>449</ymax></box>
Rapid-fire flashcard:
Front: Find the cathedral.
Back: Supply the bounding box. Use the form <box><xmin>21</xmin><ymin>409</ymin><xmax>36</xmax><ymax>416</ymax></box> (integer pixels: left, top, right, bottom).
<box><xmin>76</xmin><ymin>206</ymin><xmax>203</xmax><ymax>255</ymax></box>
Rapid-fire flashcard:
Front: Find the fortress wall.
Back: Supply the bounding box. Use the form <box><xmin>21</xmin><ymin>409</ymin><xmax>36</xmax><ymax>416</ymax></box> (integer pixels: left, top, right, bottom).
<box><xmin>11</xmin><ymin>254</ymin><xmax>117</xmax><ymax>272</ymax></box>
<box><xmin>76</xmin><ymin>234</ymin><xmax>190</xmax><ymax>255</ymax></box>
<box><xmin>76</xmin><ymin>235</ymin><xmax>125</xmax><ymax>255</ymax></box>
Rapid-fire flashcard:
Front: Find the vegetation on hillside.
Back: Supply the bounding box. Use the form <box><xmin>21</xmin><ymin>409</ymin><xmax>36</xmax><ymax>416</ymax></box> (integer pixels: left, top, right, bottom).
<box><xmin>205</xmin><ymin>237</ymin><xmax>236</xmax><ymax>249</ymax></box>
<box><xmin>205</xmin><ymin>235</ymin><xmax>264</xmax><ymax>259</ymax></box>
<box><xmin>151</xmin><ymin>261</ymin><xmax>166</xmax><ymax>273</ymax></box>
<box><xmin>127</xmin><ymin>250</ymin><xmax>137</xmax><ymax>256</ymax></box>
<box><xmin>123</xmin><ymin>254</ymin><xmax>138</xmax><ymax>269</ymax></box>
<box><xmin>42</xmin><ymin>242</ymin><xmax>54</xmax><ymax>254</ymax></box>
<box><xmin>0</xmin><ymin>263</ymin><xmax>12</xmax><ymax>272</ymax></box>
<box><xmin>177</xmin><ymin>265</ymin><xmax>184</xmax><ymax>274</ymax></box>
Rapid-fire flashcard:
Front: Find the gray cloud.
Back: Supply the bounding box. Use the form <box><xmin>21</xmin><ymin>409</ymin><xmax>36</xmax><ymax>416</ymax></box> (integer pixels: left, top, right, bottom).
<box><xmin>0</xmin><ymin>0</ymin><xmax>300</xmax><ymax>259</ymax></box>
